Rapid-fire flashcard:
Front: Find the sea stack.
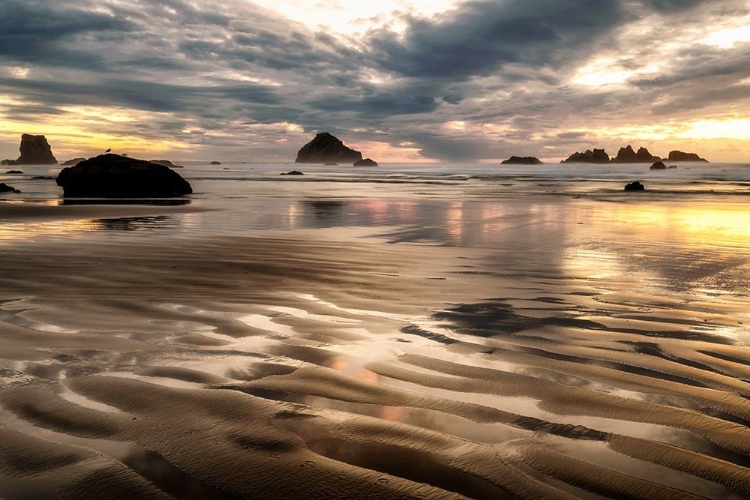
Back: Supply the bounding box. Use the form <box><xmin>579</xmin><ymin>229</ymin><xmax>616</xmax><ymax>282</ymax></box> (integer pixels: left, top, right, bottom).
<box><xmin>668</xmin><ymin>151</ymin><xmax>708</xmax><ymax>162</ymax></box>
<box><xmin>56</xmin><ymin>154</ymin><xmax>192</xmax><ymax>197</ymax></box>
<box><xmin>562</xmin><ymin>149</ymin><xmax>610</xmax><ymax>163</ymax></box>
<box><xmin>14</xmin><ymin>134</ymin><xmax>58</xmax><ymax>164</ymax></box>
<box><xmin>296</xmin><ymin>132</ymin><xmax>363</xmax><ymax>164</ymax></box>
<box><xmin>501</xmin><ymin>156</ymin><xmax>543</xmax><ymax>165</ymax></box>
<box><xmin>611</xmin><ymin>145</ymin><xmax>660</xmax><ymax>163</ymax></box>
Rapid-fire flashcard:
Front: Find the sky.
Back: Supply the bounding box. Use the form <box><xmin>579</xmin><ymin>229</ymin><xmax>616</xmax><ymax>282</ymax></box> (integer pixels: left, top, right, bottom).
<box><xmin>1</xmin><ymin>0</ymin><xmax>750</xmax><ymax>163</ymax></box>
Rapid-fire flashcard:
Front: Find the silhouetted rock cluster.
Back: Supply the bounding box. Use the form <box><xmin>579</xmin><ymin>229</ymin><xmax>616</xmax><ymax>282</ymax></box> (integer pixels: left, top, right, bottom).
<box><xmin>0</xmin><ymin>183</ymin><xmax>20</xmax><ymax>194</ymax></box>
<box><xmin>611</xmin><ymin>145</ymin><xmax>661</xmax><ymax>163</ymax></box>
<box><xmin>56</xmin><ymin>154</ymin><xmax>192</xmax><ymax>197</ymax></box>
<box><xmin>296</xmin><ymin>133</ymin><xmax>363</xmax><ymax>164</ymax></box>
<box><xmin>668</xmin><ymin>151</ymin><xmax>708</xmax><ymax>162</ymax></box>
<box><xmin>0</xmin><ymin>159</ymin><xmax>17</xmax><ymax>166</ymax></box>
<box><xmin>562</xmin><ymin>149</ymin><xmax>610</xmax><ymax>163</ymax></box>
<box><xmin>354</xmin><ymin>158</ymin><xmax>378</xmax><ymax>166</ymax></box>
<box><xmin>649</xmin><ymin>161</ymin><xmax>667</xmax><ymax>170</ymax></box>
<box><xmin>624</xmin><ymin>181</ymin><xmax>645</xmax><ymax>192</ymax></box>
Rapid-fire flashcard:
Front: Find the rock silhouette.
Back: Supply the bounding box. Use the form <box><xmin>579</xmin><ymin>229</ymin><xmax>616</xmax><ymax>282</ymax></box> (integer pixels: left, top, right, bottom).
<box><xmin>296</xmin><ymin>133</ymin><xmax>363</xmax><ymax>164</ymax></box>
<box><xmin>562</xmin><ymin>149</ymin><xmax>610</xmax><ymax>163</ymax></box>
<box><xmin>649</xmin><ymin>161</ymin><xmax>667</xmax><ymax>170</ymax></box>
<box><xmin>624</xmin><ymin>181</ymin><xmax>645</xmax><ymax>192</ymax></box>
<box><xmin>15</xmin><ymin>134</ymin><xmax>58</xmax><ymax>165</ymax></box>
<box><xmin>0</xmin><ymin>183</ymin><xmax>21</xmax><ymax>194</ymax></box>
<box><xmin>56</xmin><ymin>154</ymin><xmax>192</xmax><ymax>197</ymax></box>
<box><xmin>502</xmin><ymin>156</ymin><xmax>542</xmax><ymax>165</ymax></box>
<box><xmin>668</xmin><ymin>151</ymin><xmax>708</xmax><ymax>162</ymax></box>
<box><xmin>611</xmin><ymin>145</ymin><xmax>660</xmax><ymax>163</ymax></box>
<box><xmin>354</xmin><ymin>158</ymin><xmax>378</xmax><ymax>166</ymax></box>
<box><xmin>62</xmin><ymin>158</ymin><xmax>86</xmax><ymax>166</ymax></box>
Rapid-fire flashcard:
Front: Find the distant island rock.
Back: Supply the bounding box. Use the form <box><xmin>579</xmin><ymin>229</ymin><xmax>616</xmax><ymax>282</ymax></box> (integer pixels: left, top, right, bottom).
<box><xmin>501</xmin><ymin>156</ymin><xmax>542</xmax><ymax>165</ymax></box>
<box><xmin>149</xmin><ymin>159</ymin><xmax>183</xmax><ymax>169</ymax></box>
<box><xmin>1</xmin><ymin>159</ymin><xmax>17</xmax><ymax>166</ymax></box>
<box><xmin>668</xmin><ymin>151</ymin><xmax>708</xmax><ymax>162</ymax></box>
<box><xmin>15</xmin><ymin>134</ymin><xmax>58</xmax><ymax>165</ymax></box>
<box><xmin>210</xmin><ymin>161</ymin><xmax>221</xmax><ymax>165</ymax></box>
<box><xmin>296</xmin><ymin>132</ymin><xmax>363</xmax><ymax>164</ymax></box>
<box><xmin>56</xmin><ymin>154</ymin><xmax>192</xmax><ymax>197</ymax></box>
<box><xmin>562</xmin><ymin>149</ymin><xmax>610</xmax><ymax>163</ymax></box>
<box><xmin>281</xmin><ymin>170</ymin><xmax>304</xmax><ymax>176</ymax></box>
<box><xmin>354</xmin><ymin>158</ymin><xmax>378</xmax><ymax>167</ymax></box>
<box><xmin>624</xmin><ymin>181</ymin><xmax>645</xmax><ymax>192</ymax></box>
<box><xmin>5</xmin><ymin>170</ymin><xmax>23</xmax><ymax>174</ymax></box>
<box><xmin>0</xmin><ymin>183</ymin><xmax>21</xmax><ymax>194</ymax></box>
<box><xmin>611</xmin><ymin>145</ymin><xmax>660</xmax><ymax>163</ymax></box>
<box><xmin>649</xmin><ymin>161</ymin><xmax>667</xmax><ymax>170</ymax></box>
<box><xmin>62</xmin><ymin>158</ymin><xmax>86</xmax><ymax>166</ymax></box>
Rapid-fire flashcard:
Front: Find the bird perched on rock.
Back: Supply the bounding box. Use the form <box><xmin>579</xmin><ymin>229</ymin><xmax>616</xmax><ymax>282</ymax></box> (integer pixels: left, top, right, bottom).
<box><xmin>105</xmin><ymin>148</ymin><xmax>111</xmax><ymax>154</ymax></box>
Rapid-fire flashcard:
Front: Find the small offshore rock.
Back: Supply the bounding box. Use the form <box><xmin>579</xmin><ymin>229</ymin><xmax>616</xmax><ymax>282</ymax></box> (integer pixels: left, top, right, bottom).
<box><xmin>354</xmin><ymin>158</ymin><xmax>378</xmax><ymax>167</ymax></box>
<box><xmin>5</xmin><ymin>170</ymin><xmax>23</xmax><ymax>174</ymax></box>
<box><xmin>649</xmin><ymin>161</ymin><xmax>667</xmax><ymax>170</ymax></box>
<box><xmin>501</xmin><ymin>156</ymin><xmax>542</xmax><ymax>165</ymax></box>
<box><xmin>624</xmin><ymin>181</ymin><xmax>645</xmax><ymax>192</ymax></box>
<box><xmin>281</xmin><ymin>171</ymin><xmax>304</xmax><ymax>176</ymax></box>
<box><xmin>0</xmin><ymin>183</ymin><xmax>21</xmax><ymax>194</ymax></box>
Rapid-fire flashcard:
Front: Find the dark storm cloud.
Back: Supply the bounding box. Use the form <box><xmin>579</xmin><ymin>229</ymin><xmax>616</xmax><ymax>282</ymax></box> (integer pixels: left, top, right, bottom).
<box><xmin>367</xmin><ymin>0</ymin><xmax>625</xmax><ymax>79</ymax></box>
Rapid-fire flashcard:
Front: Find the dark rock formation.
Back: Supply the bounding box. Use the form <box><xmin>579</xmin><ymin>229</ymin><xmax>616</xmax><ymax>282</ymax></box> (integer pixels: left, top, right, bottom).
<box><xmin>281</xmin><ymin>171</ymin><xmax>304</xmax><ymax>176</ymax></box>
<box><xmin>149</xmin><ymin>159</ymin><xmax>183</xmax><ymax>168</ymax></box>
<box><xmin>5</xmin><ymin>170</ymin><xmax>23</xmax><ymax>174</ymax></box>
<box><xmin>649</xmin><ymin>161</ymin><xmax>667</xmax><ymax>170</ymax></box>
<box><xmin>612</xmin><ymin>145</ymin><xmax>660</xmax><ymax>163</ymax></box>
<box><xmin>501</xmin><ymin>156</ymin><xmax>542</xmax><ymax>165</ymax></box>
<box><xmin>0</xmin><ymin>183</ymin><xmax>20</xmax><ymax>194</ymax></box>
<box><xmin>15</xmin><ymin>134</ymin><xmax>58</xmax><ymax>165</ymax></box>
<box><xmin>295</xmin><ymin>132</ymin><xmax>363</xmax><ymax>164</ymax></box>
<box><xmin>562</xmin><ymin>149</ymin><xmax>610</xmax><ymax>163</ymax></box>
<box><xmin>668</xmin><ymin>151</ymin><xmax>708</xmax><ymax>162</ymax></box>
<box><xmin>32</xmin><ymin>176</ymin><xmax>56</xmax><ymax>180</ymax></box>
<box><xmin>56</xmin><ymin>154</ymin><xmax>192</xmax><ymax>197</ymax></box>
<box><xmin>210</xmin><ymin>161</ymin><xmax>221</xmax><ymax>165</ymax></box>
<box><xmin>354</xmin><ymin>158</ymin><xmax>378</xmax><ymax>167</ymax></box>
<box><xmin>624</xmin><ymin>181</ymin><xmax>645</xmax><ymax>192</ymax></box>
<box><xmin>62</xmin><ymin>158</ymin><xmax>86</xmax><ymax>166</ymax></box>
<box><xmin>1</xmin><ymin>159</ymin><xmax>17</xmax><ymax>166</ymax></box>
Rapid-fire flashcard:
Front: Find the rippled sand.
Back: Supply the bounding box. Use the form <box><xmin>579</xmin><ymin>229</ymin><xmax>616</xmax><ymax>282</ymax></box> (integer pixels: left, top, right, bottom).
<box><xmin>1</xmin><ymin>197</ymin><xmax>749</xmax><ymax>499</ymax></box>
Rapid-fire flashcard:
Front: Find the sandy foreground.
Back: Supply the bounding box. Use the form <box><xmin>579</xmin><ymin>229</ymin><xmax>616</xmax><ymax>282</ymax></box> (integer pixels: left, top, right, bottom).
<box><xmin>0</xmin><ymin>201</ymin><xmax>749</xmax><ymax>499</ymax></box>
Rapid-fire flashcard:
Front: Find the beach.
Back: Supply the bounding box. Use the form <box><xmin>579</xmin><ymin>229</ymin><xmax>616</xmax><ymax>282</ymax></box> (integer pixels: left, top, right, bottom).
<box><xmin>1</xmin><ymin>162</ymin><xmax>749</xmax><ymax>499</ymax></box>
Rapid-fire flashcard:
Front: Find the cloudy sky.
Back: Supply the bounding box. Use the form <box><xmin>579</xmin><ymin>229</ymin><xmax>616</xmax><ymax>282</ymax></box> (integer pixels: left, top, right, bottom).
<box><xmin>1</xmin><ymin>0</ymin><xmax>749</xmax><ymax>163</ymax></box>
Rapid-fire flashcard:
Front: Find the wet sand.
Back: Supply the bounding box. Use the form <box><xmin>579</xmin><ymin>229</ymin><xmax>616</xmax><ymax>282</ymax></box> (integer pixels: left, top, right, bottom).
<box><xmin>1</xmin><ymin>196</ymin><xmax>750</xmax><ymax>499</ymax></box>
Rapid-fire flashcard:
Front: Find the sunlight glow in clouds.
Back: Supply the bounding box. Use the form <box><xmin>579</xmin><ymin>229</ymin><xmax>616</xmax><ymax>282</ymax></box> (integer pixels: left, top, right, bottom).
<box><xmin>258</xmin><ymin>0</ymin><xmax>461</xmax><ymax>34</ymax></box>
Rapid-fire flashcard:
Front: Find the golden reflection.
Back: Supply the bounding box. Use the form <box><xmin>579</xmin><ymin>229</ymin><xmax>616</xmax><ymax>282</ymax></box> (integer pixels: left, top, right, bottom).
<box><xmin>0</xmin><ymin>219</ymin><xmax>97</xmax><ymax>243</ymax></box>
<box><xmin>445</xmin><ymin>201</ymin><xmax>464</xmax><ymax>243</ymax></box>
<box><xmin>288</xmin><ymin>204</ymin><xmax>298</xmax><ymax>228</ymax></box>
<box><xmin>480</xmin><ymin>204</ymin><xmax>507</xmax><ymax>238</ymax></box>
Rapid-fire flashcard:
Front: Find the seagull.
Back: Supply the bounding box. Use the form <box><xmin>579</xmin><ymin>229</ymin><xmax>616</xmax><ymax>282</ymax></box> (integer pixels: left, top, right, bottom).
<box><xmin>105</xmin><ymin>148</ymin><xmax>111</xmax><ymax>154</ymax></box>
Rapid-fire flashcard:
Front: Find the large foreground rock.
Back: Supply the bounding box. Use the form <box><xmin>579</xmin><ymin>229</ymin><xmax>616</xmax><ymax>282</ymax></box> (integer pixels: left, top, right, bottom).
<box><xmin>668</xmin><ymin>150</ymin><xmax>708</xmax><ymax>162</ymax></box>
<box><xmin>56</xmin><ymin>154</ymin><xmax>192</xmax><ymax>197</ymax></box>
<box><xmin>562</xmin><ymin>149</ymin><xmax>610</xmax><ymax>163</ymax></box>
<box><xmin>612</xmin><ymin>145</ymin><xmax>660</xmax><ymax>163</ymax></box>
<box><xmin>501</xmin><ymin>156</ymin><xmax>542</xmax><ymax>165</ymax></box>
<box><xmin>296</xmin><ymin>133</ymin><xmax>363</xmax><ymax>164</ymax></box>
<box><xmin>16</xmin><ymin>134</ymin><xmax>58</xmax><ymax>165</ymax></box>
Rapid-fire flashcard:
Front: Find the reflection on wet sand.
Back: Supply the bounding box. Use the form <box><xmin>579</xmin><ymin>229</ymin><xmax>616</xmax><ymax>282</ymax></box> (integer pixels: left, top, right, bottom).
<box><xmin>0</xmin><ymin>197</ymin><xmax>749</xmax><ymax>498</ymax></box>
